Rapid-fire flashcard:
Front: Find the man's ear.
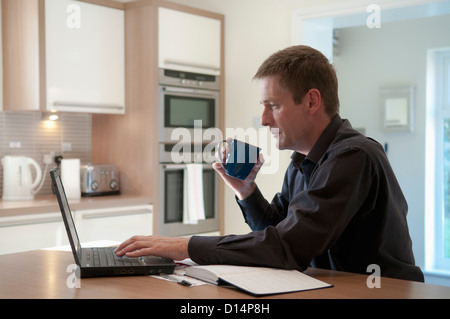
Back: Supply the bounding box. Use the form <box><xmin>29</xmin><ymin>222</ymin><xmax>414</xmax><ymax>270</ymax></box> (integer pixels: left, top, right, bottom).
<box><xmin>307</xmin><ymin>89</ymin><xmax>322</xmax><ymax>114</ymax></box>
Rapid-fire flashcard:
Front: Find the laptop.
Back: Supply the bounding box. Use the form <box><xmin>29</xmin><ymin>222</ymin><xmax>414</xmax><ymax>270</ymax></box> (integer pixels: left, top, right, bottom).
<box><xmin>50</xmin><ymin>168</ymin><xmax>176</xmax><ymax>278</ymax></box>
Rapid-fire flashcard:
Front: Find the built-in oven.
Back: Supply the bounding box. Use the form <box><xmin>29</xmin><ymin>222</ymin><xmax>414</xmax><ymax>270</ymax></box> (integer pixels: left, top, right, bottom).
<box><xmin>158</xmin><ymin>68</ymin><xmax>220</xmax><ymax>144</ymax></box>
<box><xmin>158</xmin><ymin>68</ymin><xmax>221</xmax><ymax>236</ymax></box>
<box><xmin>158</xmin><ymin>163</ymin><xmax>219</xmax><ymax>236</ymax></box>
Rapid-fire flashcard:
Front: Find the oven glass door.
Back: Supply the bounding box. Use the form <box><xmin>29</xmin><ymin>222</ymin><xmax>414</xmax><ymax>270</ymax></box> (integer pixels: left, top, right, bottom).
<box><xmin>164</xmin><ymin>169</ymin><xmax>184</xmax><ymax>223</ymax></box>
<box><xmin>158</xmin><ymin>86</ymin><xmax>220</xmax><ymax>143</ymax></box>
<box><xmin>164</xmin><ymin>168</ymin><xmax>215</xmax><ymax>223</ymax></box>
<box><xmin>159</xmin><ymin>164</ymin><xmax>218</xmax><ymax>236</ymax></box>
<box><xmin>164</xmin><ymin>94</ymin><xmax>216</xmax><ymax>129</ymax></box>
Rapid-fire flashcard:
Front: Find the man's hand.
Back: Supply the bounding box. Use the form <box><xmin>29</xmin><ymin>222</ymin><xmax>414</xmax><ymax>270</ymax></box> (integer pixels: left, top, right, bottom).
<box><xmin>213</xmin><ymin>153</ymin><xmax>264</xmax><ymax>200</ymax></box>
<box><xmin>114</xmin><ymin>235</ymin><xmax>190</xmax><ymax>261</ymax></box>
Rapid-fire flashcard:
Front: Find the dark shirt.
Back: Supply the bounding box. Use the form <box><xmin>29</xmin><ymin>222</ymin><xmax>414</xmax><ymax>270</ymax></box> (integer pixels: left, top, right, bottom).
<box><xmin>188</xmin><ymin>114</ymin><xmax>424</xmax><ymax>282</ymax></box>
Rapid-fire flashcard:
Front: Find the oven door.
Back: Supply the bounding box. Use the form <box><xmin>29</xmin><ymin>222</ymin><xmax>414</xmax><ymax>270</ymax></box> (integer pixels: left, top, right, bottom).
<box><xmin>158</xmin><ymin>163</ymin><xmax>219</xmax><ymax>236</ymax></box>
<box><xmin>158</xmin><ymin>85</ymin><xmax>219</xmax><ymax>143</ymax></box>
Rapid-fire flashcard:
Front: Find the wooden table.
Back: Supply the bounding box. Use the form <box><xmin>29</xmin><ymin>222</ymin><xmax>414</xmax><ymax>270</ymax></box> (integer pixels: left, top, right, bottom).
<box><xmin>1</xmin><ymin>250</ymin><xmax>449</xmax><ymax>300</ymax></box>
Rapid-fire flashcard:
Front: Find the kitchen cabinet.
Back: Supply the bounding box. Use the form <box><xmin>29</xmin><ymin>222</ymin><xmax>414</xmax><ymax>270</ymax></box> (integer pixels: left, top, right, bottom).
<box><xmin>2</xmin><ymin>0</ymin><xmax>125</xmax><ymax>114</ymax></box>
<box><xmin>74</xmin><ymin>205</ymin><xmax>153</xmax><ymax>243</ymax></box>
<box><xmin>0</xmin><ymin>205</ymin><xmax>152</xmax><ymax>255</ymax></box>
<box><xmin>0</xmin><ymin>212</ymin><xmax>68</xmax><ymax>255</ymax></box>
<box><xmin>45</xmin><ymin>0</ymin><xmax>125</xmax><ymax>114</ymax></box>
<box><xmin>158</xmin><ymin>7</ymin><xmax>221</xmax><ymax>75</ymax></box>
<box><xmin>0</xmin><ymin>3</ymin><xmax>3</xmax><ymax>111</ymax></box>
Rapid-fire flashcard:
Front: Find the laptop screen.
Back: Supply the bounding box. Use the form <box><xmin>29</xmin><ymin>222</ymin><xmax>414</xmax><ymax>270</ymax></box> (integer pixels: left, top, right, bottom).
<box><xmin>50</xmin><ymin>168</ymin><xmax>82</xmax><ymax>264</ymax></box>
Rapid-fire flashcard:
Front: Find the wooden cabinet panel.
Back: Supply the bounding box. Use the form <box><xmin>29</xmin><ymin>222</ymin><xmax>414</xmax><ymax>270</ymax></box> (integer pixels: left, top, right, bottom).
<box><xmin>2</xmin><ymin>0</ymin><xmax>43</xmax><ymax>111</ymax></box>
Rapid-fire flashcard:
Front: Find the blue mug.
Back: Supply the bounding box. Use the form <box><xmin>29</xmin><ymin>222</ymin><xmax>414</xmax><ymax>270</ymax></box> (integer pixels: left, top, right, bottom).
<box><xmin>217</xmin><ymin>139</ymin><xmax>261</xmax><ymax>180</ymax></box>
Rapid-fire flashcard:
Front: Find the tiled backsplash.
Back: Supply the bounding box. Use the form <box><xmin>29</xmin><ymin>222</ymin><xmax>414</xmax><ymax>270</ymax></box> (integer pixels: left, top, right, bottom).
<box><xmin>0</xmin><ymin>112</ymin><xmax>92</xmax><ymax>196</ymax></box>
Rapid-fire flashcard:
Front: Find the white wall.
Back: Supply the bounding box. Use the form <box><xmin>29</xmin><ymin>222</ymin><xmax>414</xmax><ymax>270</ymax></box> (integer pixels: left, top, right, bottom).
<box><xmin>333</xmin><ymin>14</ymin><xmax>450</xmax><ymax>285</ymax></box>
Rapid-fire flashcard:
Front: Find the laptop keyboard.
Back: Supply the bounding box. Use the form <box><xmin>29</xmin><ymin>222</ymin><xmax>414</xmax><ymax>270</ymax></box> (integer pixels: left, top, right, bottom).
<box><xmin>85</xmin><ymin>247</ymin><xmax>142</xmax><ymax>267</ymax></box>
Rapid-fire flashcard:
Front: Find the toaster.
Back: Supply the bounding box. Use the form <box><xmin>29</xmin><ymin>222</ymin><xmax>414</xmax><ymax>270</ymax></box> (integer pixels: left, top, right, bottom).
<box><xmin>80</xmin><ymin>164</ymin><xmax>120</xmax><ymax>196</ymax></box>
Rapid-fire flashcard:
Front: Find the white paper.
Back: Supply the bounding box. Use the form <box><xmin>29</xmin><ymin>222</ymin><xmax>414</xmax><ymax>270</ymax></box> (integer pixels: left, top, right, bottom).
<box><xmin>186</xmin><ymin>265</ymin><xmax>332</xmax><ymax>295</ymax></box>
<box><xmin>60</xmin><ymin>159</ymin><xmax>81</xmax><ymax>200</ymax></box>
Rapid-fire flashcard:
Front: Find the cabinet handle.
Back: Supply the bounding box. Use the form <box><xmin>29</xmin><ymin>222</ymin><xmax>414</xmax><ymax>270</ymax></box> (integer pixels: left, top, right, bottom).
<box><xmin>161</xmin><ymin>86</ymin><xmax>217</xmax><ymax>97</ymax></box>
<box><xmin>52</xmin><ymin>101</ymin><xmax>124</xmax><ymax>110</ymax></box>
<box><xmin>162</xmin><ymin>164</ymin><xmax>212</xmax><ymax>170</ymax></box>
<box><xmin>81</xmin><ymin>210</ymin><xmax>152</xmax><ymax>220</ymax></box>
<box><xmin>164</xmin><ymin>59</ymin><xmax>220</xmax><ymax>73</ymax></box>
<box><xmin>0</xmin><ymin>213</ymin><xmax>62</xmax><ymax>227</ymax></box>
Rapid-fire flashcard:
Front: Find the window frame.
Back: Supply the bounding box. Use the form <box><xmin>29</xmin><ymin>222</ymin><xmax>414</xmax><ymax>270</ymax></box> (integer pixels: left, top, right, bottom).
<box><xmin>427</xmin><ymin>48</ymin><xmax>450</xmax><ymax>272</ymax></box>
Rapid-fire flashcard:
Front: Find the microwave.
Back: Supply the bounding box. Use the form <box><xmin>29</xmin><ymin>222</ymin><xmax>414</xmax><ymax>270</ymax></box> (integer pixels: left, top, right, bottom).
<box><xmin>158</xmin><ymin>69</ymin><xmax>220</xmax><ymax>144</ymax></box>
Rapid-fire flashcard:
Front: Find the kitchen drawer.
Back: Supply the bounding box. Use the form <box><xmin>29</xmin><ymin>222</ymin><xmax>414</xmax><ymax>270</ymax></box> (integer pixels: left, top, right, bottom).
<box><xmin>0</xmin><ymin>212</ymin><xmax>68</xmax><ymax>255</ymax></box>
<box><xmin>74</xmin><ymin>205</ymin><xmax>153</xmax><ymax>243</ymax></box>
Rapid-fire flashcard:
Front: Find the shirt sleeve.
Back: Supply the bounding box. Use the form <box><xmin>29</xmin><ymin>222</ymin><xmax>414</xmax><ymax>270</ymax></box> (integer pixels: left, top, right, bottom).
<box><xmin>188</xmin><ymin>149</ymin><xmax>374</xmax><ymax>271</ymax></box>
<box><xmin>235</xmin><ymin>185</ymin><xmax>289</xmax><ymax>231</ymax></box>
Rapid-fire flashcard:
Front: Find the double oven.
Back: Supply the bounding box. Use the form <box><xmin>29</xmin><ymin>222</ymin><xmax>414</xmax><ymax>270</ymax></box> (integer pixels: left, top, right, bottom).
<box><xmin>158</xmin><ymin>69</ymin><xmax>220</xmax><ymax>236</ymax></box>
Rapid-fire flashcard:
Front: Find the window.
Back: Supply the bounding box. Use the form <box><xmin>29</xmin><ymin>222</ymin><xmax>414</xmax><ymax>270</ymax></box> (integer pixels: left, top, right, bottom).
<box><xmin>427</xmin><ymin>48</ymin><xmax>450</xmax><ymax>272</ymax></box>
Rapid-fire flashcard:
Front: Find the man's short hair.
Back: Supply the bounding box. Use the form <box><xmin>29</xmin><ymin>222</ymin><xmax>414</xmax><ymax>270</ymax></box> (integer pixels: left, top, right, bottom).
<box><xmin>253</xmin><ymin>45</ymin><xmax>340</xmax><ymax>115</ymax></box>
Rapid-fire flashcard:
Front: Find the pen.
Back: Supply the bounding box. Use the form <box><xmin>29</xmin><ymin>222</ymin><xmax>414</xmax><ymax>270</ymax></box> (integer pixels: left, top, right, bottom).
<box><xmin>160</xmin><ymin>273</ymin><xmax>192</xmax><ymax>286</ymax></box>
<box><xmin>178</xmin><ymin>279</ymin><xmax>192</xmax><ymax>287</ymax></box>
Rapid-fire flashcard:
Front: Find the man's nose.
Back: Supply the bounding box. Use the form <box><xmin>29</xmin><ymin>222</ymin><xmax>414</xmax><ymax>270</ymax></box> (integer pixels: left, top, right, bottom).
<box><xmin>261</xmin><ymin>108</ymin><xmax>272</xmax><ymax>127</ymax></box>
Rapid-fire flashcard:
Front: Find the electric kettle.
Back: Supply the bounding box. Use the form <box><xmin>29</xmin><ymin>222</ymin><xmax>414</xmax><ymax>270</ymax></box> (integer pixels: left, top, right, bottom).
<box><xmin>1</xmin><ymin>156</ymin><xmax>43</xmax><ymax>201</ymax></box>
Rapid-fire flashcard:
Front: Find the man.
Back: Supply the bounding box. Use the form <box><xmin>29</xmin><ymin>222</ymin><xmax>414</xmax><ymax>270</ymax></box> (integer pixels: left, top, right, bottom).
<box><xmin>116</xmin><ymin>45</ymin><xmax>424</xmax><ymax>282</ymax></box>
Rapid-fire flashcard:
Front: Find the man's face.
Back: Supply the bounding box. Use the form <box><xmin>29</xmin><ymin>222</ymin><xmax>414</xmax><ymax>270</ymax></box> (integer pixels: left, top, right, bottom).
<box><xmin>259</xmin><ymin>76</ymin><xmax>312</xmax><ymax>154</ymax></box>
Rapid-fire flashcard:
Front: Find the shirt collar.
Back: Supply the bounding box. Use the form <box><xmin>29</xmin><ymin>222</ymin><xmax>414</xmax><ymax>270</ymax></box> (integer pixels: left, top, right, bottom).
<box><xmin>291</xmin><ymin>113</ymin><xmax>343</xmax><ymax>169</ymax></box>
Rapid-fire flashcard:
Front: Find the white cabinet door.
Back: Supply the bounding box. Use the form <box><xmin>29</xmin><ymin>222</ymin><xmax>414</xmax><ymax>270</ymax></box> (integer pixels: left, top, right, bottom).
<box><xmin>74</xmin><ymin>205</ymin><xmax>153</xmax><ymax>243</ymax></box>
<box><xmin>45</xmin><ymin>0</ymin><xmax>125</xmax><ymax>114</ymax></box>
<box><xmin>0</xmin><ymin>3</ymin><xmax>3</xmax><ymax>111</ymax></box>
<box><xmin>158</xmin><ymin>7</ymin><xmax>221</xmax><ymax>75</ymax></box>
<box><xmin>0</xmin><ymin>213</ymin><xmax>68</xmax><ymax>255</ymax></box>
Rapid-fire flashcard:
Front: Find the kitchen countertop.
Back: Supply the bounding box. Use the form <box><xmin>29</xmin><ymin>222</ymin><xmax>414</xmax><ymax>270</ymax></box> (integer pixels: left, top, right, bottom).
<box><xmin>0</xmin><ymin>194</ymin><xmax>153</xmax><ymax>218</ymax></box>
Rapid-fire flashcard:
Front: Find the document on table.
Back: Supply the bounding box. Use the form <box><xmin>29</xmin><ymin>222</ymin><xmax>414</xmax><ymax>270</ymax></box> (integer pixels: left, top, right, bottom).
<box><xmin>185</xmin><ymin>265</ymin><xmax>332</xmax><ymax>296</ymax></box>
